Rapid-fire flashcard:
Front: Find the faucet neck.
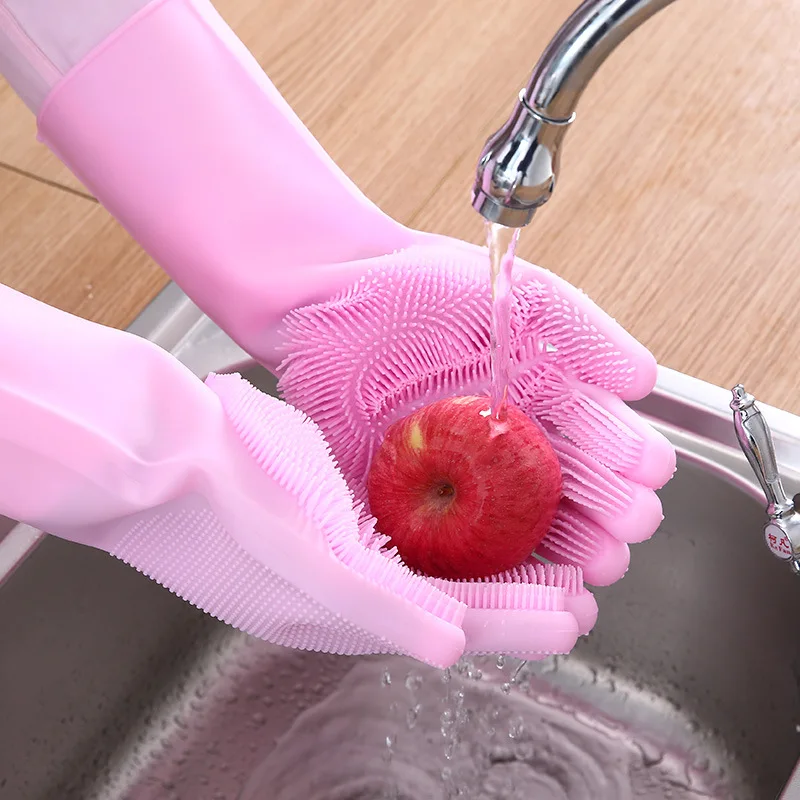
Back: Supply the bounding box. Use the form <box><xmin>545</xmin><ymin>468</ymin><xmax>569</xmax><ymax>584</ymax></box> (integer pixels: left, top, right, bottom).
<box><xmin>472</xmin><ymin>0</ymin><xmax>678</xmax><ymax>229</ymax></box>
<box><xmin>526</xmin><ymin>0</ymin><xmax>677</xmax><ymax>122</ymax></box>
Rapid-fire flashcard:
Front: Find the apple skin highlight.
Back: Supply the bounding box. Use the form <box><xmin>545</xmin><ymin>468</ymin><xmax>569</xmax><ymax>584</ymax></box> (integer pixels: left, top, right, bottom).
<box><xmin>366</xmin><ymin>396</ymin><xmax>562</xmax><ymax>580</ymax></box>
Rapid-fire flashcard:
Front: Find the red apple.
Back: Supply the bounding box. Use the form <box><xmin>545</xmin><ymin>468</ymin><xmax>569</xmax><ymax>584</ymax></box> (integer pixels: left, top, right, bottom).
<box><xmin>366</xmin><ymin>396</ymin><xmax>562</xmax><ymax>580</ymax></box>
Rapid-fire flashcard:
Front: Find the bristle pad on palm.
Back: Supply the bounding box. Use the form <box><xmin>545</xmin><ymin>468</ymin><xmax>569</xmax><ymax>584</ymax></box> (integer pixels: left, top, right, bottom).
<box><xmin>111</xmin><ymin>494</ymin><xmax>398</xmax><ymax>656</ymax></box>
<box><xmin>279</xmin><ymin>244</ymin><xmax>671</xmax><ymax>587</ymax></box>
<box><xmin>206</xmin><ymin>373</ymin><xmax>466</xmax><ymax>655</ymax></box>
<box><xmin>115</xmin><ymin>373</ymin><xmax>469</xmax><ymax>667</ymax></box>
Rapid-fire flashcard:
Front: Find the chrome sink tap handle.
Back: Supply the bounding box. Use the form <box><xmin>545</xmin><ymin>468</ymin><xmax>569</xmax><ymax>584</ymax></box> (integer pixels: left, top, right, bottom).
<box><xmin>471</xmin><ymin>0</ymin><xmax>678</xmax><ymax>228</ymax></box>
<box><xmin>731</xmin><ymin>385</ymin><xmax>800</xmax><ymax>574</ymax></box>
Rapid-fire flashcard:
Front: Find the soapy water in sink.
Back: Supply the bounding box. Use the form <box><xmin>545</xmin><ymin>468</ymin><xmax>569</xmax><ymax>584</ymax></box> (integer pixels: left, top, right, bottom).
<box><xmin>238</xmin><ymin>656</ymin><xmax>729</xmax><ymax>800</ymax></box>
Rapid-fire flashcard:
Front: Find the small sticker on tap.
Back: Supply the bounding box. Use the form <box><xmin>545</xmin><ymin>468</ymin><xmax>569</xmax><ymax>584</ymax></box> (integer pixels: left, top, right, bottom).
<box><xmin>765</xmin><ymin>523</ymin><xmax>793</xmax><ymax>559</ymax></box>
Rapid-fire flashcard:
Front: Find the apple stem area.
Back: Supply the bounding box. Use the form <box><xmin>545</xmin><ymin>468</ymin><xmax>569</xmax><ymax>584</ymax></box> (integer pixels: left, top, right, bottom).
<box><xmin>428</xmin><ymin>480</ymin><xmax>457</xmax><ymax>513</ymax></box>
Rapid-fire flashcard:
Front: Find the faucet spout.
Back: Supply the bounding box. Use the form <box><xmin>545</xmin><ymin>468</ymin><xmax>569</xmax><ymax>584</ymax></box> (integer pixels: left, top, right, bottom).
<box><xmin>472</xmin><ymin>0</ymin><xmax>678</xmax><ymax>228</ymax></box>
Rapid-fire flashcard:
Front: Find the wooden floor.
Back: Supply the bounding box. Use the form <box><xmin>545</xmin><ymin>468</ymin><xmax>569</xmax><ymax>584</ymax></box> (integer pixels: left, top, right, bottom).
<box><xmin>2</xmin><ymin>0</ymin><xmax>800</xmax><ymax>411</ymax></box>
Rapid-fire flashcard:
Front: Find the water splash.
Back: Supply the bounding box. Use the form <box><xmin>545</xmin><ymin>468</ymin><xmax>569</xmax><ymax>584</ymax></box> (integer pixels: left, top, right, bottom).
<box><xmin>240</xmin><ymin>657</ymin><xmax>730</xmax><ymax>800</ymax></box>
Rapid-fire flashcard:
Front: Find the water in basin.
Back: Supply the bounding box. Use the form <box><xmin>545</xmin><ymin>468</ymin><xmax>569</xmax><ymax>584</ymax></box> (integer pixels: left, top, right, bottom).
<box><xmin>1</xmin><ymin>363</ymin><xmax>799</xmax><ymax>799</ymax></box>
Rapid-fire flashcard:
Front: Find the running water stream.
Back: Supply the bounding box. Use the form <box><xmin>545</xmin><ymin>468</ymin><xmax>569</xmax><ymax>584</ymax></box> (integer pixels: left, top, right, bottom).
<box><xmin>486</xmin><ymin>223</ymin><xmax>521</xmax><ymax>421</ymax></box>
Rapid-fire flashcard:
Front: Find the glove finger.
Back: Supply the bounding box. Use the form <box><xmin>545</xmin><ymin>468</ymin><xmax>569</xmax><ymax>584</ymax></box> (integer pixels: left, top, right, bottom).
<box><xmin>548</xmin><ymin>435</ymin><xmax>663</xmax><ymax>546</ymax></box>
<box><xmin>512</xmin><ymin>364</ymin><xmax>675</xmax><ymax>488</ymax></box>
<box><xmin>428</xmin><ymin>237</ymin><xmax>659</xmax><ymax>401</ymax></box>
<box><xmin>426</xmin><ymin>576</ymin><xmax>580</xmax><ymax>657</ymax></box>
<box><xmin>537</xmin><ymin>500</ymin><xmax>635</xmax><ymax>586</ymax></box>
<box><xmin>428</xmin><ymin>559</ymin><xmax>598</xmax><ymax>636</ymax></box>
<box><xmin>509</xmin><ymin>256</ymin><xmax>658</xmax><ymax>401</ymax></box>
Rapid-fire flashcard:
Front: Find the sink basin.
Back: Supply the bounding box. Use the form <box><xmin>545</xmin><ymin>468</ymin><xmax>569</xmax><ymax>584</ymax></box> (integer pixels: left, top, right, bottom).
<box><xmin>1</xmin><ymin>283</ymin><xmax>800</xmax><ymax>799</ymax></box>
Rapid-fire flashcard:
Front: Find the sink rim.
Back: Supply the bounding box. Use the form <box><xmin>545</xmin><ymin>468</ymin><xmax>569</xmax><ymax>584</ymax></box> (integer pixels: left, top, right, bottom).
<box><xmin>3</xmin><ymin>281</ymin><xmax>798</xmax><ymax>797</ymax></box>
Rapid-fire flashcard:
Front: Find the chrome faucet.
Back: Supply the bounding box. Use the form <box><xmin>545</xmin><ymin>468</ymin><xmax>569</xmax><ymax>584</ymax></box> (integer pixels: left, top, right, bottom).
<box><xmin>730</xmin><ymin>386</ymin><xmax>800</xmax><ymax>575</ymax></box>
<box><xmin>472</xmin><ymin>0</ymin><xmax>678</xmax><ymax>228</ymax></box>
<box><xmin>473</xmin><ymin>0</ymin><xmax>800</xmax><ymax>574</ymax></box>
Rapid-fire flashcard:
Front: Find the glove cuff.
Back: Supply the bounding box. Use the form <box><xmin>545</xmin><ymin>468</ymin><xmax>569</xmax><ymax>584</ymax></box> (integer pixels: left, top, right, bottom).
<box><xmin>37</xmin><ymin>0</ymin><xmax>414</xmax><ymax>371</ymax></box>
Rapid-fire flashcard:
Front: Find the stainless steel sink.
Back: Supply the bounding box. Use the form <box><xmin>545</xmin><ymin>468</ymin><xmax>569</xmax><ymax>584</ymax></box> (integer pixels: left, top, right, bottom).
<box><xmin>1</xmin><ymin>283</ymin><xmax>800</xmax><ymax>799</ymax></box>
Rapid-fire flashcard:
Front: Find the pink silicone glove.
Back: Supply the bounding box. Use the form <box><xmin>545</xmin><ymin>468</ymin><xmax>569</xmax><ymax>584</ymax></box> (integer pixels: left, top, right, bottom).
<box><xmin>0</xmin><ymin>282</ymin><xmax>468</xmax><ymax>667</ymax></box>
<box><xmin>276</xmin><ymin>240</ymin><xmax>677</xmax><ymax>588</ymax></box>
<box><xmin>1</xmin><ymin>0</ymin><xmax>675</xmax><ymax>657</ymax></box>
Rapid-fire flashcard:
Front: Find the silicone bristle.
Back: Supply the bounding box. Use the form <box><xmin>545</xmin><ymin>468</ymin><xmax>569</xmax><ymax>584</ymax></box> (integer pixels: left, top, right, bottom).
<box><xmin>279</xmin><ymin>248</ymin><xmax>639</xmax><ymax>495</ymax></box>
<box><xmin>427</xmin><ymin>577</ymin><xmax>565</xmax><ymax>612</ymax></box>
<box><xmin>548</xmin><ymin>436</ymin><xmax>633</xmax><ymax>518</ymax></box>
<box><xmin>278</xmin><ymin>244</ymin><xmax>659</xmax><ymax>601</ymax></box>
<box><xmin>519</xmin><ymin>278</ymin><xmax>635</xmax><ymax>394</ymax></box>
<box><xmin>544</xmin><ymin>505</ymin><xmax>602</xmax><ymax>562</ymax></box>
<box><xmin>523</xmin><ymin>560</ymin><xmax>598</xmax><ymax>635</ymax></box>
<box><xmin>428</xmin><ymin>561</ymin><xmax>596</xmax><ymax>636</ymax></box>
<box><xmin>526</xmin><ymin>561</ymin><xmax>583</xmax><ymax>595</ymax></box>
<box><xmin>112</xmin><ymin>496</ymin><xmax>397</xmax><ymax>656</ymax></box>
<box><xmin>206</xmin><ymin>372</ymin><xmax>464</xmax><ymax>627</ymax></box>
<box><xmin>513</xmin><ymin>363</ymin><xmax>644</xmax><ymax>474</ymax></box>
<box><xmin>538</xmin><ymin>504</ymin><xmax>631</xmax><ymax>587</ymax></box>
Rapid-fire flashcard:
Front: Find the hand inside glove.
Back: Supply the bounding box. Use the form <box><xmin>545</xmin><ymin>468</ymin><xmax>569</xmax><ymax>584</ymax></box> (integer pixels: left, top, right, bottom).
<box><xmin>276</xmin><ymin>239</ymin><xmax>676</xmax><ymax>656</ymax></box>
<box><xmin>13</xmin><ymin>0</ymin><xmax>674</xmax><ymax>666</ymax></box>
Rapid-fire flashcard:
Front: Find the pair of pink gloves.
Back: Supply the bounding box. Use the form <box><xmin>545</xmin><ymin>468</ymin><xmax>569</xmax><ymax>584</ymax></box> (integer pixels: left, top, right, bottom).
<box><xmin>0</xmin><ymin>0</ymin><xmax>674</xmax><ymax>667</ymax></box>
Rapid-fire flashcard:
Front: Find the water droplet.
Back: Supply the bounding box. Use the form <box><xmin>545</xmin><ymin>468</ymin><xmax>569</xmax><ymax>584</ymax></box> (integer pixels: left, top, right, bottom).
<box><xmin>442</xmin><ymin>668</ymin><xmax>452</xmax><ymax>684</ymax></box>
<box><xmin>381</xmin><ymin>670</ymin><xmax>392</xmax><ymax>687</ymax></box>
<box><xmin>514</xmin><ymin>740</ymin><xmax>535</xmax><ymax>760</ymax></box>
<box><xmin>508</xmin><ymin>715</ymin><xmax>525</xmax><ymax>739</ymax></box>
<box><xmin>500</xmin><ymin>683</ymin><xmax>512</xmax><ymax>695</ymax></box>
<box><xmin>496</xmin><ymin>655</ymin><xmax>506</xmax><ymax>670</ymax></box>
<box><xmin>440</xmin><ymin>708</ymin><xmax>455</xmax><ymax>736</ymax></box>
<box><xmin>406</xmin><ymin>703</ymin><xmax>421</xmax><ymax>729</ymax></box>
<box><xmin>405</xmin><ymin>673</ymin><xmax>423</xmax><ymax>693</ymax></box>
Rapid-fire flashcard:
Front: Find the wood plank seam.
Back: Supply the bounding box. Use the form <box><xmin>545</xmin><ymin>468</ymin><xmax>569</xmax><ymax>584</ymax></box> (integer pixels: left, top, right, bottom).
<box><xmin>0</xmin><ymin>161</ymin><xmax>96</xmax><ymax>202</ymax></box>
